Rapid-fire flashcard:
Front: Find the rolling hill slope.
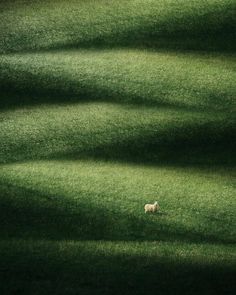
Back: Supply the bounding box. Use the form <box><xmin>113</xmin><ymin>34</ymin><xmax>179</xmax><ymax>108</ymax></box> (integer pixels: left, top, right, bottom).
<box><xmin>0</xmin><ymin>1</ymin><xmax>236</xmax><ymax>294</ymax></box>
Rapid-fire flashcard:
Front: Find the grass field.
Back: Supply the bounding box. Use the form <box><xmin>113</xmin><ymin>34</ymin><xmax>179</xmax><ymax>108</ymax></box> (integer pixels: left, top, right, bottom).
<box><xmin>0</xmin><ymin>0</ymin><xmax>236</xmax><ymax>294</ymax></box>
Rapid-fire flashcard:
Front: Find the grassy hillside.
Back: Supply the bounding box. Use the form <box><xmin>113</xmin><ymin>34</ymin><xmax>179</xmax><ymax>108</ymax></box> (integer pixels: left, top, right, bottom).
<box><xmin>0</xmin><ymin>0</ymin><xmax>236</xmax><ymax>52</ymax></box>
<box><xmin>0</xmin><ymin>0</ymin><xmax>236</xmax><ymax>294</ymax></box>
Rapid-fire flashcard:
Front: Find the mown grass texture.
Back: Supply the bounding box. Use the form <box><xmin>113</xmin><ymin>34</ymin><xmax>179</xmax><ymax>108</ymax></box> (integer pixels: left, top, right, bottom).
<box><xmin>0</xmin><ymin>0</ymin><xmax>236</xmax><ymax>294</ymax></box>
<box><xmin>1</xmin><ymin>0</ymin><xmax>236</xmax><ymax>52</ymax></box>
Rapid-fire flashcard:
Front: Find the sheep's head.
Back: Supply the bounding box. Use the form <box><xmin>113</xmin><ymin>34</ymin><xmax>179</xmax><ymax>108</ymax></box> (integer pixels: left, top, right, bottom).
<box><xmin>154</xmin><ymin>201</ymin><xmax>160</xmax><ymax>210</ymax></box>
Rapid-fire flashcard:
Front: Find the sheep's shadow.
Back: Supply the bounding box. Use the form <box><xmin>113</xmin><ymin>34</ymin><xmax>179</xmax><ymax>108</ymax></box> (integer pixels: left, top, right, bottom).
<box><xmin>155</xmin><ymin>211</ymin><xmax>168</xmax><ymax>216</ymax></box>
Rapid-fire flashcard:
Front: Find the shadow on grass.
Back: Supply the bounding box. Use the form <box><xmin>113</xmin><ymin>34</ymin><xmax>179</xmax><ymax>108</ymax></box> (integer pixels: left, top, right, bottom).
<box><xmin>0</xmin><ymin>181</ymin><xmax>234</xmax><ymax>245</ymax></box>
<box><xmin>0</xmin><ymin>239</ymin><xmax>235</xmax><ymax>295</ymax></box>
<box><xmin>28</xmin><ymin>28</ymin><xmax>235</xmax><ymax>54</ymax></box>
<box><xmin>0</xmin><ymin>52</ymin><xmax>235</xmax><ymax>111</ymax></box>
<box><xmin>1</xmin><ymin>1</ymin><xmax>236</xmax><ymax>54</ymax></box>
<box><xmin>54</xmin><ymin>134</ymin><xmax>236</xmax><ymax>168</ymax></box>
<box><xmin>0</xmin><ymin>89</ymin><xmax>191</xmax><ymax>112</ymax></box>
<box><xmin>2</xmin><ymin>114</ymin><xmax>234</xmax><ymax>168</ymax></box>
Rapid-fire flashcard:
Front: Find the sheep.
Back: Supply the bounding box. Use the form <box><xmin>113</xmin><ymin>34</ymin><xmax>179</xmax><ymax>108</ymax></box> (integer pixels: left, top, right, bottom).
<box><xmin>144</xmin><ymin>201</ymin><xmax>160</xmax><ymax>213</ymax></box>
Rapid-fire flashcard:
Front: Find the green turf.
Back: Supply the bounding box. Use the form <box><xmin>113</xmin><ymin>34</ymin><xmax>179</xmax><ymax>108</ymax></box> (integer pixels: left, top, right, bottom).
<box><xmin>0</xmin><ymin>0</ymin><xmax>236</xmax><ymax>294</ymax></box>
<box><xmin>1</xmin><ymin>50</ymin><xmax>236</xmax><ymax>110</ymax></box>
<box><xmin>0</xmin><ymin>0</ymin><xmax>236</xmax><ymax>52</ymax></box>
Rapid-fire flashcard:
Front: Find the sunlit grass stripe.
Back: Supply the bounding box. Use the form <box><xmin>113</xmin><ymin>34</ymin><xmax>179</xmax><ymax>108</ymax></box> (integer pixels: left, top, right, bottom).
<box><xmin>0</xmin><ymin>0</ymin><xmax>235</xmax><ymax>53</ymax></box>
<box><xmin>1</xmin><ymin>50</ymin><xmax>236</xmax><ymax>110</ymax></box>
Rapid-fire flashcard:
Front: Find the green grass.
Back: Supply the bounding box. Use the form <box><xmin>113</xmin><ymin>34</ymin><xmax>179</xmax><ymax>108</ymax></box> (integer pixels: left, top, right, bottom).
<box><xmin>0</xmin><ymin>102</ymin><xmax>235</xmax><ymax>167</ymax></box>
<box><xmin>0</xmin><ymin>0</ymin><xmax>236</xmax><ymax>294</ymax></box>
<box><xmin>1</xmin><ymin>160</ymin><xmax>235</xmax><ymax>242</ymax></box>
<box><xmin>0</xmin><ymin>240</ymin><xmax>235</xmax><ymax>295</ymax></box>
<box><xmin>0</xmin><ymin>160</ymin><xmax>235</xmax><ymax>294</ymax></box>
<box><xmin>0</xmin><ymin>0</ymin><xmax>236</xmax><ymax>52</ymax></box>
<box><xmin>1</xmin><ymin>49</ymin><xmax>236</xmax><ymax>110</ymax></box>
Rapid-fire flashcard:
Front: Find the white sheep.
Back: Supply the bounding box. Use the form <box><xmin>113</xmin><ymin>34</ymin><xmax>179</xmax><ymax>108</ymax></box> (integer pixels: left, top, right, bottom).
<box><xmin>144</xmin><ymin>201</ymin><xmax>160</xmax><ymax>213</ymax></box>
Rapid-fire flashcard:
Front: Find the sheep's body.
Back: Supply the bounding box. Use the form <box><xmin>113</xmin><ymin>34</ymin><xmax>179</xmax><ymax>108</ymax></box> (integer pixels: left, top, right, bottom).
<box><xmin>144</xmin><ymin>201</ymin><xmax>160</xmax><ymax>213</ymax></box>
